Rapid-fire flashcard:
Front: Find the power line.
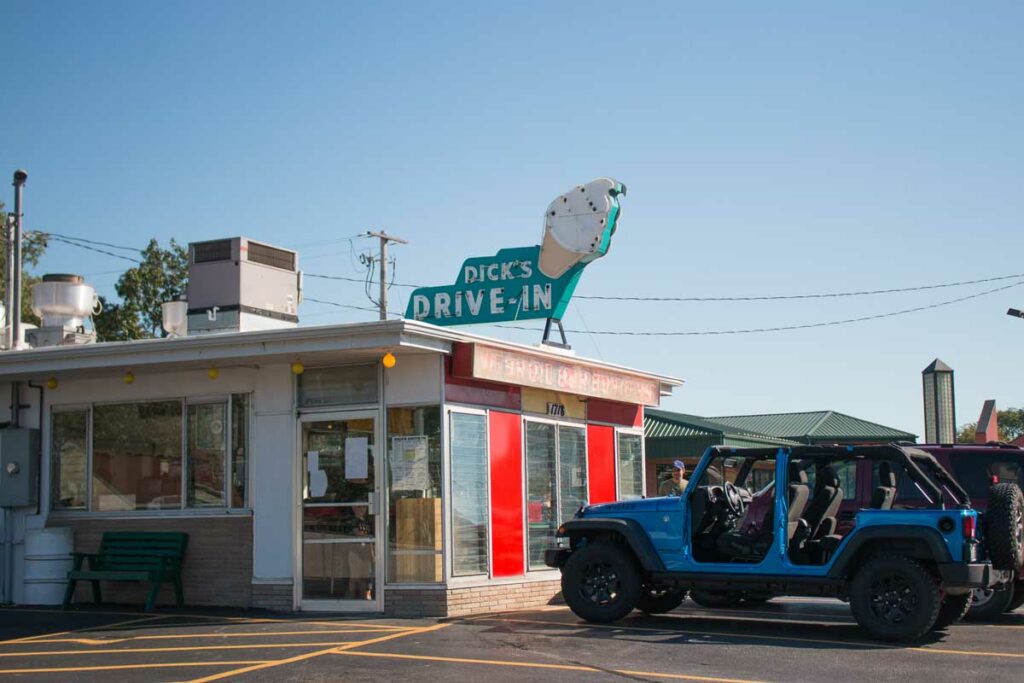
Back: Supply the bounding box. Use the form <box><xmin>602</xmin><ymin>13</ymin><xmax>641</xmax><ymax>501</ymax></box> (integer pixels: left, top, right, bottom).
<box><xmin>493</xmin><ymin>280</ymin><xmax>1024</xmax><ymax>336</ymax></box>
<box><xmin>30</xmin><ymin>231</ymin><xmax>141</xmax><ymax>253</ymax></box>
<box><xmin>44</xmin><ymin>235</ymin><xmax>142</xmax><ymax>263</ymax></box>
<box><xmin>304</xmin><ymin>297</ymin><xmax>387</xmax><ymax>314</ymax></box>
<box><xmin>303</xmin><ymin>271</ymin><xmax>1024</xmax><ymax>302</ymax></box>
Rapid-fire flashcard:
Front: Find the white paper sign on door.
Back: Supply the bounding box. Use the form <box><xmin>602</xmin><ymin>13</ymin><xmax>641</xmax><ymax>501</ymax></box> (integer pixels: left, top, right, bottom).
<box><xmin>344</xmin><ymin>437</ymin><xmax>369</xmax><ymax>480</ymax></box>
<box><xmin>307</xmin><ymin>451</ymin><xmax>328</xmax><ymax>497</ymax></box>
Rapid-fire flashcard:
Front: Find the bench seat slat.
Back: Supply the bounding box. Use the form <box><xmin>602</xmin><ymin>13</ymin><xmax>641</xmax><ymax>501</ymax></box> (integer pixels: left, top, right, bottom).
<box><xmin>69</xmin><ymin>570</ymin><xmax>155</xmax><ymax>581</ymax></box>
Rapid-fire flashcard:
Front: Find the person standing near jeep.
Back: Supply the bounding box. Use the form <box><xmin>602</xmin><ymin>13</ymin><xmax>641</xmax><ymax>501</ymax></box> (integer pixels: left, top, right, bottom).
<box><xmin>659</xmin><ymin>460</ymin><xmax>688</xmax><ymax>496</ymax></box>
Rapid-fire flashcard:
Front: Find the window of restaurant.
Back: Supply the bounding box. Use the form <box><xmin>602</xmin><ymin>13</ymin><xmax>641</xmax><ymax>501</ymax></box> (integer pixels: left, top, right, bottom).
<box><xmin>449</xmin><ymin>410</ymin><xmax>489</xmax><ymax>577</ymax></box>
<box><xmin>525</xmin><ymin>420</ymin><xmax>588</xmax><ymax>570</ymax></box>
<box><xmin>385</xmin><ymin>406</ymin><xmax>442</xmax><ymax>584</ymax></box>
<box><xmin>298</xmin><ymin>364</ymin><xmax>379</xmax><ymax>408</ymax></box>
<box><xmin>616</xmin><ymin>430</ymin><xmax>644</xmax><ymax>500</ymax></box>
<box><xmin>50</xmin><ymin>394</ymin><xmax>250</xmax><ymax>513</ymax></box>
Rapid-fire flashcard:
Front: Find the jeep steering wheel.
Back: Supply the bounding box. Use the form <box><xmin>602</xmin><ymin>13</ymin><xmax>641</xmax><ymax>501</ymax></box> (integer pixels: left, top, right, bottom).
<box><xmin>723</xmin><ymin>481</ymin><xmax>744</xmax><ymax>516</ymax></box>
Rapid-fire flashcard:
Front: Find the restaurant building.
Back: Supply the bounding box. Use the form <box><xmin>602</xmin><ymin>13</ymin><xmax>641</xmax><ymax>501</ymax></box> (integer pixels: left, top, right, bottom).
<box><xmin>0</xmin><ymin>319</ymin><xmax>680</xmax><ymax>616</ymax></box>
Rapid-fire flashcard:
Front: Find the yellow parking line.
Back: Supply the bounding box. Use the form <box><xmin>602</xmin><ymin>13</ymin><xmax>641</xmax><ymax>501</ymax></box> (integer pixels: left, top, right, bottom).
<box><xmin>0</xmin><ymin>614</ymin><xmax>168</xmax><ymax>645</ymax></box>
<box><xmin>36</xmin><ymin>627</ymin><xmax>399</xmax><ymax>645</ymax></box>
<box><xmin>0</xmin><ymin>660</ymin><xmax>273</xmax><ymax>675</ymax></box>
<box><xmin>474</xmin><ymin>616</ymin><xmax>1024</xmax><ymax>660</ymax></box>
<box><xmin>336</xmin><ymin>650</ymin><xmax>764</xmax><ymax>683</ymax></box>
<box><xmin>183</xmin><ymin>623</ymin><xmax>449</xmax><ymax>683</ymax></box>
<box><xmin>0</xmin><ymin>641</ymin><xmax>404</xmax><ymax>658</ymax></box>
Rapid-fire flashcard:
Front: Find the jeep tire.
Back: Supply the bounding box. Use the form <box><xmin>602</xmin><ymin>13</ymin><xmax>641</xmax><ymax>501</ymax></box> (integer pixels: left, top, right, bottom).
<box><xmin>1007</xmin><ymin>581</ymin><xmax>1024</xmax><ymax>612</ymax></box>
<box><xmin>562</xmin><ymin>540</ymin><xmax>642</xmax><ymax>623</ymax></box>
<box><xmin>849</xmin><ymin>555</ymin><xmax>942</xmax><ymax>642</ymax></box>
<box><xmin>985</xmin><ymin>483</ymin><xmax>1024</xmax><ymax>571</ymax></box>
<box><xmin>932</xmin><ymin>592</ymin><xmax>971</xmax><ymax>630</ymax></box>
<box><xmin>966</xmin><ymin>583</ymin><xmax>1015</xmax><ymax>620</ymax></box>
<box><xmin>636</xmin><ymin>584</ymin><xmax>687</xmax><ymax>614</ymax></box>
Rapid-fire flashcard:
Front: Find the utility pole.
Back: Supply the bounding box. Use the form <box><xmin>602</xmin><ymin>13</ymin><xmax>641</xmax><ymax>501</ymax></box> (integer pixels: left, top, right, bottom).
<box><xmin>10</xmin><ymin>170</ymin><xmax>27</xmax><ymax>350</ymax></box>
<box><xmin>3</xmin><ymin>213</ymin><xmax>13</xmax><ymax>350</ymax></box>
<box><xmin>365</xmin><ymin>230</ymin><xmax>407</xmax><ymax>320</ymax></box>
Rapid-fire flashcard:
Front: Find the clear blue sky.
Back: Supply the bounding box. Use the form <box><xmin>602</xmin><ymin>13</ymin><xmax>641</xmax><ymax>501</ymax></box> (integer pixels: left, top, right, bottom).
<box><xmin>3</xmin><ymin>1</ymin><xmax>1022</xmax><ymax>436</ymax></box>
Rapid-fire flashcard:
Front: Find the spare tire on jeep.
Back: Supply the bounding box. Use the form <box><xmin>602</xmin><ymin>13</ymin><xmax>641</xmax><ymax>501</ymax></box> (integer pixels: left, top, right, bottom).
<box><xmin>985</xmin><ymin>483</ymin><xmax>1024</xmax><ymax>571</ymax></box>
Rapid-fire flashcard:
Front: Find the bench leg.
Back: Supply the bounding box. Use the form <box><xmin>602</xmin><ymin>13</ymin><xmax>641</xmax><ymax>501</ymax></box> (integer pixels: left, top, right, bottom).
<box><xmin>62</xmin><ymin>580</ymin><xmax>77</xmax><ymax>610</ymax></box>
<box><xmin>173</xmin><ymin>576</ymin><xmax>185</xmax><ymax>608</ymax></box>
<box><xmin>145</xmin><ymin>580</ymin><xmax>161</xmax><ymax>613</ymax></box>
<box><xmin>91</xmin><ymin>581</ymin><xmax>102</xmax><ymax>605</ymax></box>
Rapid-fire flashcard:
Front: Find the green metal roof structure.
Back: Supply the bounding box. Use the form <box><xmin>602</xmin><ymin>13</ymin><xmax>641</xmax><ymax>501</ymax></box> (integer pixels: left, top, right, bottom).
<box><xmin>644</xmin><ymin>409</ymin><xmax>797</xmax><ymax>460</ymax></box>
<box><xmin>706</xmin><ymin>410</ymin><xmax>917</xmax><ymax>444</ymax></box>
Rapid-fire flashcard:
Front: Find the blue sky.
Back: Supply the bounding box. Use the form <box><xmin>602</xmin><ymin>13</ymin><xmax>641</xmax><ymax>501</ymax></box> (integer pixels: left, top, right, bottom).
<box><xmin>3</xmin><ymin>1</ymin><xmax>1022</xmax><ymax>436</ymax></box>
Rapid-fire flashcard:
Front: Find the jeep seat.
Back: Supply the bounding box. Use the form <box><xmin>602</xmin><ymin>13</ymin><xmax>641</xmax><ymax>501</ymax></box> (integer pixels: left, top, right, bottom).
<box><xmin>804</xmin><ymin>466</ymin><xmax>843</xmax><ymax>538</ymax></box>
<box><xmin>871</xmin><ymin>461</ymin><xmax>897</xmax><ymax>510</ymax></box>
<box><xmin>786</xmin><ymin>462</ymin><xmax>811</xmax><ymax>541</ymax></box>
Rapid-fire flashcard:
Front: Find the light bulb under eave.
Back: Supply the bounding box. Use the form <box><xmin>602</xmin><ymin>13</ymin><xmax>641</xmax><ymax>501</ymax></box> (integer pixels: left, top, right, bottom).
<box><xmin>291</xmin><ymin>361</ymin><xmax>305</xmax><ymax>375</ymax></box>
<box><xmin>46</xmin><ymin>377</ymin><xmax>58</xmax><ymax>390</ymax></box>
<box><xmin>207</xmin><ymin>367</ymin><xmax>219</xmax><ymax>380</ymax></box>
<box><xmin>123</xmin><ymin>370</ymin><xmax>135</xmax><ymax>385</ymax></box>
<box><xmin>382</xmin><ymin>352</ymin><xmax>397</xmax><ymax>369</ymax></box>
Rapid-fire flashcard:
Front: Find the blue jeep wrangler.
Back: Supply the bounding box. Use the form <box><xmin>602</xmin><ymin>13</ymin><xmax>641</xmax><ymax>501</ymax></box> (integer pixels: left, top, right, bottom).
<box><xmin>546</xmin><ymin>444</ymin><xmax>1016</xmax><ymax>642</ymax></box>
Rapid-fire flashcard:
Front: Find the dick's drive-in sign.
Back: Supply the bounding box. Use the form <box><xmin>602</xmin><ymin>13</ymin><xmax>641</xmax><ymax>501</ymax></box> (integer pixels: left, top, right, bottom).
<box><xmin>405</xmin><ymin>178</ymin><xmax>625</xmax><ymax>325</ymax></box>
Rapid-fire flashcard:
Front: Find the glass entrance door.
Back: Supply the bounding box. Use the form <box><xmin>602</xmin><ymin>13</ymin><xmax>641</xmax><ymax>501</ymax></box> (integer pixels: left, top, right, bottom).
<box><xmin>300</xmin><ymin>413</ymin><xmax>380</xmax><ymax>611</ymax></box>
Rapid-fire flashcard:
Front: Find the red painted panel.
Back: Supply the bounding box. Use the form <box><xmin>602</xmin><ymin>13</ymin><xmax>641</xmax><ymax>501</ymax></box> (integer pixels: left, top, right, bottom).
<box><xmin>587</xmin><ymin>424</ymin><xmax>617</xmax><ymax>504</ymax></box>
<box><xmin>489</xmin><ymin>410</ymin><xmax>524</xmax><ymax>577</ymax></box>
<box><xmin>445</xmin><ymin>356</ymin><xmax>522</xmax><ymax>410</ymax></box>
<box><xmin>588</xmin><ymin>399</ymin><xmax>642</xmax><ymax>427</ymax></box>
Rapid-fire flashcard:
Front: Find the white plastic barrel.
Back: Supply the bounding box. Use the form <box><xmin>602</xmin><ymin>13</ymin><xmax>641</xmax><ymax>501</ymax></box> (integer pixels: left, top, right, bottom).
<box><xmin>23</xmin><ymin>527</ymin><xmax>74</xmax><ymax>605</ymax></box>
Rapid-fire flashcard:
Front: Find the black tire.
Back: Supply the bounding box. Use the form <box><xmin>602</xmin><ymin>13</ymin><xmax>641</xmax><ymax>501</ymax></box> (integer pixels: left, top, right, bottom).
<box><xmin>742</xmin><ymin>594</ymin><xmax>773</xmax><ymax>605</ymax></box>
<box><xmin>985</xmin><ymin>483</ymin><xmax>1024</xmax><ymax>571</ymax></box>
<box><xmin>689</xmin><ymin>588</ymin><xmax>743</xmax><ymax>608</ymax></box>
<box><xmin>849</xmin><ymin>555</ymin><xmax>942</xmax><ymax>642</ymax></box>
<box><xmin>966</xmin><ymin>583</ymin><xmax>1015</xmax><ymax>620</ymax></box>
<box><xmin>561</xmin><ymin>540</ymin><xmax>642</xmax><ymax>623</ymax></box>
<box><xmin>932</xmin><ymin>593</ymin><xmax>972</xmax><ymax>630</ymax></box>
<box><xmin>636</xmin><ymin>585</ymin><xmax>687</xmax><ymax>614</ymax></box>
<box><xmin>1007</xmin><ymin>582</ymin><xmax>1024</xmax><ymax>612</ymax></box>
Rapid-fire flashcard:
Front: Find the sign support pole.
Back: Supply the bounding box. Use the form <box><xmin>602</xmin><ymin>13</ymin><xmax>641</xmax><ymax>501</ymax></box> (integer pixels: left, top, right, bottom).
<box><xmin>366</xmin><ymin>230</ymin><xmax>408</xmax><ymax>321</ymax></box>
<box><xmin>542</xmin><ymin>317</ymin><xmax>570</xmax><ymax>349</ymax></box>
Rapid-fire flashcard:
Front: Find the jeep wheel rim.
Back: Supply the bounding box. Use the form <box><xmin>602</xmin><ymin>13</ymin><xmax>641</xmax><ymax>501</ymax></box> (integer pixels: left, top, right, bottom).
<box><xmin>579</xmin><ymin>561</ymin><xmax>621</xmax><ymax>606</ymax></box>
<box><xmin>869</xmin><ymin>575</ymin><xmax>918</xmax><ymax>624</ymax></box>
<box><xmin>972</xmin><ymin>588</ymin><xmax>994</xmax><ymax>608</ymax></box>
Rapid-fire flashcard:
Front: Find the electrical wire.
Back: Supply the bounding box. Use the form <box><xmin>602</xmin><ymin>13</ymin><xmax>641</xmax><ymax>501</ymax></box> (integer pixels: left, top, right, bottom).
<box><xmin>492</xmin><ymin>280</ymin><xmax>1024</xmax><ymax>336</ymax></box>
<box><xmin>304</xmin><ymin>297</ymin><xmax>383</xmax><ymax>314</ymax></box>
<box><xmin>44</xmin><ymin>235</ymin><xmax>142</xmax><ymax>263</ymax></box>
<box><xmin>29</xmin><ymin>230</ymin><xmax>141</xmax><ymax>253</ymax></box>
<box><xmin>303</xmin><ymin>271</ymin><xmax>1024</xmax><ymax>302</ymax></box>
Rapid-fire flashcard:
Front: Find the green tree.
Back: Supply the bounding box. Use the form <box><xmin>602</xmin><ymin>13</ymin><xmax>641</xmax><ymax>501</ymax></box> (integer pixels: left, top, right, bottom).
<box><xmin>0</xmin><ymin>201</ymin><xmax>50</xmax><ymax>326</ymax></box>
<box><xmin>94</xmin><ymin>239</ymin><xmax>188</xmax><ymax>341</ymax></box>
<box><xmin>956</xmin><ymin>407</ymin><xmax>1024</xmax><ymax>443</ymax></box>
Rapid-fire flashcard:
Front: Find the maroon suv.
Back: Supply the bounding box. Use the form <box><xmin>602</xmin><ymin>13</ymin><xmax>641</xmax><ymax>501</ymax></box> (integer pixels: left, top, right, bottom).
<box><xmin>827</xmin><ymin>443</ymin><xmax>1023</xmax><ymax>618</ymax></box>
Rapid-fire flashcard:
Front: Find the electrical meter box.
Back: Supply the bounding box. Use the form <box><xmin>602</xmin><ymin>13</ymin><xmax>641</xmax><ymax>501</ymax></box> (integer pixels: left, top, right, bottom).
<box><xmin>0</xmin><ymin>429</ymin><xmax>40</xmax><ymax>508</ymax></box>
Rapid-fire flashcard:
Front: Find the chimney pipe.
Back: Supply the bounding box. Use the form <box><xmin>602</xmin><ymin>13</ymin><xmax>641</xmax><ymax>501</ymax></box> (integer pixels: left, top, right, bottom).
<box><xmin>10</xmin><ymin>170</ymin><xmax>27</xmax><ymax>351</ymax></box>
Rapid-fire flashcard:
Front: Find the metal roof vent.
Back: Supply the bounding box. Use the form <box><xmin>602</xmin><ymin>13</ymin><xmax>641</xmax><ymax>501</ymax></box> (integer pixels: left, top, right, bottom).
<box><xmin>27</xmin><ymin>274</ymin><xmax>98</xmax><ymax>347</ymax></box>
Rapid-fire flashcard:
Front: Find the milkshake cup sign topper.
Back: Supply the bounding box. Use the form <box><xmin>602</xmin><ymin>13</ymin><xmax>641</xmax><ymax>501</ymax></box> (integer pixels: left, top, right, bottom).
<box><xmin>406</xmin><ymin>178</ymin><xmax>625</xmax><ymax>326</ymax></box>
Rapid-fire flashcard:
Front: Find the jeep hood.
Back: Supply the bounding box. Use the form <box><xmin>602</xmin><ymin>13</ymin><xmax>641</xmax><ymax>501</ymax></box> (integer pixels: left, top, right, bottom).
<box><xmin>582</xmin><ymin>497</ymin><xmax>668</xmax><ymax>516</ymax></box>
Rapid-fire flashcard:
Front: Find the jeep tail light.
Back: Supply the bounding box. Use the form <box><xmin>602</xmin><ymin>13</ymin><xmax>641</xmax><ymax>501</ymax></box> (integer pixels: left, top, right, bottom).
<box><xmin>963</xmin><ymin>514</ymin><xmax>976</xmax><ymax>539</ymax></box>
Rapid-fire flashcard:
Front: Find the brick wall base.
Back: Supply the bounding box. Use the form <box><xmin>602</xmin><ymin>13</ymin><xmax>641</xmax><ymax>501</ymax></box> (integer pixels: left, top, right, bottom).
<box><xmin>252</xmin><ymin>582</ymin><xmax>294</xmax><ymax>611</ymax></box>
<box><xmin>384</xmin><ymin>579</ymin><xmax>562</xmax><ymax>618</ymax></box>
<box><xmin>50</xmin><ymin>515</ymin><xmax>253</xmax><ymax>608</ymax></box>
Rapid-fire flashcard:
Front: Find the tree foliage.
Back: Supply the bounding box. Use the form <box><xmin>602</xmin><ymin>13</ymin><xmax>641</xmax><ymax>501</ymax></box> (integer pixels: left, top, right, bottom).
<box><xmin>956</xmin><ymin>407</ymin><xmax>1024</xmax><ymax>444</ymax></box>
<box><xmin>0</xmin><ymin>201</ymin><xmax>50</xmax><ymax>325</ymax></box>
<box><xmin>93</xmin><ymin>239</ymin><xmax>188</xmax><ymax>341</ymax></box>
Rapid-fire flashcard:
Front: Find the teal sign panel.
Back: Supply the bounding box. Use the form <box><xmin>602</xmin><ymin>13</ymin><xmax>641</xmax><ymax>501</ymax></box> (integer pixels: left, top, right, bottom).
<box><xmin>406</xmin><ymin>178</ymin><xmax>625</xmax><ymax>325</ymax></box>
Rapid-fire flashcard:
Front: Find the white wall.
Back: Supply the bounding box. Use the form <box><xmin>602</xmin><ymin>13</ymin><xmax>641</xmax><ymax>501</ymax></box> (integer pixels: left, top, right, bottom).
<box><xmin>385</xmin><ymin>353</ymin><xmax>442</xmax><ymax>406</ymax></box>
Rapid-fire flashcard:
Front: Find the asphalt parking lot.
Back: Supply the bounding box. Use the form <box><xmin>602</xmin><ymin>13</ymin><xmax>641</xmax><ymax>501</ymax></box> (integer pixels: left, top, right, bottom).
<box><xmin>0</xmin><ymin>599</ymin><xmax>1020</xmax><ymax>682</ymax></box>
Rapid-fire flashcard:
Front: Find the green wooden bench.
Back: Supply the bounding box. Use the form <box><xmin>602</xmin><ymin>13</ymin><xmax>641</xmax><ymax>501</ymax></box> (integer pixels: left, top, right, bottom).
<box><xmin>62</xmin><ymin>532</ymin><xmax>189</xmax><ymax>612</ymax></box>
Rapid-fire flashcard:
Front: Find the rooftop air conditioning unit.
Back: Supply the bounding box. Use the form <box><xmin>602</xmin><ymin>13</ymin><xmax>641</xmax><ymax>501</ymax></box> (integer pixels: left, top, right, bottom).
<box><xmin>185</xmin><ymin>237</ymin><xmax>301</xmax><ymax>335</ymax></box>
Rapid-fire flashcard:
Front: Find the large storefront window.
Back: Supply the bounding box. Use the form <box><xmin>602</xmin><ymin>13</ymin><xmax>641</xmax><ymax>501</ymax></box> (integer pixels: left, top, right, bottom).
<box><xmin>51</xmin><ymin>395</ymin><xmax>250</xmax><ymax>513</ymax></box>
<box><xmin>51</xmin><ymin>409</ymin><xmax>89</xmax><ymax>510</ymax></box>
<box><xmin>93</xmin><ymin>401</ymin><xmax>183</xmax><ymax>511</ymax></box>
<box><xmin>525</xmin><ymin>421</ymin><xmax>588</xmax><ymax>570</ymax></box>
<box><xmin>386</xmin><ymin>406</ymin><xmax>442</xmax><ymax>583</ymax></box>
<box><xmin>617</xmin><ymin>431</ymin><xmax>644</xmax><ymax>500</ymax></box>
<box><xmin>450</xmin><ymin>412</ymin><xmax>488</xmax><ymax>576</ymax></box>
